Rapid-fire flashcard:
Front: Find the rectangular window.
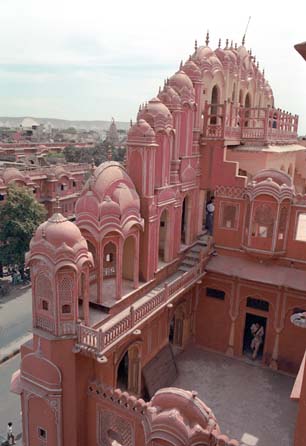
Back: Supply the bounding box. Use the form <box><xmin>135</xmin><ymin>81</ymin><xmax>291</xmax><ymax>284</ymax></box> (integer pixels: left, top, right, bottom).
<box><xmin>247</xmin><ymin>297</ymin><xmax>269</xmax><ymax>312</ymax></box>
<box><xmin>295</xmin><ymin>213</ymin><xmax>306</xmax><ymax>241</ymax></box>
<box><xmin>220</xmin><ymin>202</ymin><xmax>238</xmax><ymax>230</ymax></box>
<box><xmin>38</xmin><ymin>427</ymin><xmax>47</xmax><ymax>440</ymax></box>
<box><xmin>206</xmin><ymin>287</ymin><xmax>225</xmax><ymax>300</ymax></box>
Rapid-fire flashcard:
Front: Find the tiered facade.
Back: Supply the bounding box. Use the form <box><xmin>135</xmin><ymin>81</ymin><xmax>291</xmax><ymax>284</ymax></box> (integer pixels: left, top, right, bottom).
<box><xmin>11</xmin><ymin>34</ymin><xmax>306</xmax><ymax>446</ymax></box>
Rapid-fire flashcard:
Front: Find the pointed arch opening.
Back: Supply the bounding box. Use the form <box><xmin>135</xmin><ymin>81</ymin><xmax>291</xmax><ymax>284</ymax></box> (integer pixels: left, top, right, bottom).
<box><xmin>181</xmin><ymin>196</ymin><xmax>190</xmax><ymax>245</ymax></box>
<box><xmin>87</xmin><ymin>240</ymin><xmax>97</xmax><ymax>302</ymax></box>
<box><xmin>210</xmin><ymin>85</ymin><xmax>220</xmax><ymax>125</ymax></box>
<box><xmin>123</xmin><ymin>235</ymin><xmax>138</xmax><ymax>292</ymax></box>
<box><xmin>102</xmin><ymin>241</ymin><xmax>119</xmax><ymax>302</ymax></box>
<box><xmin>159</xmin><ymin>209</ymin><xmax>170</xmax><ymax>263</ymax></box>
<box><xmin>116</xmin><ymin>345</ymin><xmax>141</xmax><ymax>396</ymax></box>
<box><xmin>244</xmin><ymin>92</ymin><xmax>251</xmax><ymax>127</ymax></box>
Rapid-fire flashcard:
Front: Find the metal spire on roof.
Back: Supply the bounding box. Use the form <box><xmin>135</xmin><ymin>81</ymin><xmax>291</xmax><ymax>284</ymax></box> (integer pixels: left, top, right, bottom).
<box><xmin>194</xmin><ymin>39</ymin><xmax>198</xmax><ymax>51</ymax></box>
<box><xmin>205</xmin><ymin>30</ymin><xmax>209</xmax><ymax>46</ymax></box>
<box><xmin>218</xmin><ymin>38</ymin><xmax>221</xmax><ymax>48</ymax></box>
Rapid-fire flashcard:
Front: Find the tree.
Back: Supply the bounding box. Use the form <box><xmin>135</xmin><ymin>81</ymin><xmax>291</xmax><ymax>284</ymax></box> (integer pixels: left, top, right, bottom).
<box><xmin>0</xmin><ymin>184</ymin><xmax>47</xmax><ymax>273</ymax></box>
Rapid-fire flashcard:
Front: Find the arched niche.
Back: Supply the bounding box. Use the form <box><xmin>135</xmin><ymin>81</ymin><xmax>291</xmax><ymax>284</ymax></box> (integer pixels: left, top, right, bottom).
<box><xmin>244</xmin><ymin>92</ymin><xmax>251</xmax><ymax>127</ymax></box>
<box><xmin>122</xmin><ymin>235</ymin><xmax>138</xmax><ymax>290</ymax></box>
<box><xmin>116</xmin><ymin>344</ymin><xmax>141</xmax><ymax>396</ymax></box>
<box><xmin>159</xmin><ymin>209</ymin><xmax>171</xmax><ymax>263</ymax></box>
<box><xmin>210</xmin><ymin>84</ymin><xmax>220</xmax><ymax>125</ymax></box>
<box><xmin>102</xmin><ymin>239</ymin><xmax>121</xmax><ymax>301</ymax></box>
<box><xmin>86</xmin><ymin>240</ymin><xmax>97</xmax><ymax>301</ymax></box>
<box><xmin>169</xmin><ymin>301</ymin><xmax>190</xmax><ymax>348</ymax></box>
<box><xmin>181</xmin><ymin>195</ymin><xmax>191</xmax><ymax>245</ymax></box>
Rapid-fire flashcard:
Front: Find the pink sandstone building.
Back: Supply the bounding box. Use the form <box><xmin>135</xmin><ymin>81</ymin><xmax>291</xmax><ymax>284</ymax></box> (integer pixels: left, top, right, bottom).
<box><xmin>11</xmin><ymin>34</ymin><xmax>306</xmax><ymax>445</ymax></box>
<box><xmin>0</xmin><ymin>163</ymin><xmax>90</xmax><ymax>220</ymax></box>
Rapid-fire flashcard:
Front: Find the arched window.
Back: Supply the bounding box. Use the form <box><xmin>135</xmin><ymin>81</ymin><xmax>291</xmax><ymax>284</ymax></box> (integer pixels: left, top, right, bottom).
<box><xmin>210</xmin><ymin>85</ymin><xmax>219</xmax><ymax>125</ymax></box>
<box><xmin>159</xmin><ymin>209</ymin><xmax>170</xmax><ymax>262</ymax></box>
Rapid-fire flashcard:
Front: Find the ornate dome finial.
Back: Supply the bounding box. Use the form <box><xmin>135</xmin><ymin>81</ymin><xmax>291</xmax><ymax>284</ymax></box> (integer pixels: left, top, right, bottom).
<box><xmin>194</xmin><ymin>39</ymin><xmax>198</xmax><ymax>51</ymax></box>
<box><xmin>205</xmin><ymin>30</ymin><xmax>209</xmax><ymax>46</ymax></box>
<box><xmin>225</xmin><ymin>38</ymin><xmax>229</xmax><ymax>49</ymax></box>
<box><xmin>242</xmin><ymin>34</ymin><xmax>245</xmax><ymax>45</ymax></box>
<box><xmin>54</xmin><ymin>195</ymin><xmax>61</xmax><ymax>214</ymax></box>
<box><xmin>218</xmin><ymin>38</ymin><xmax>221</xmax><ymax>48</ymax></box>
<box><xmin>107</xmin><ymin>148</ymin><xmax>112</xmax><ymax>161</ymax></box>
<box><xmin>130</xmin><ymin>118</ymin><xmax>133</xmax><ymax>127</ymax></box>
<box><xmin>235</xmin><ymin>42</ymin><xmax>238</xmax><ymax>50</ymax></box>
<box><xmin>180</xmin><ymin>60</ymin><xmax>183</xmax><ymax>70</ymax></box>
<box><xmin>230</xmin><ymin>40</ymin><xmax>233</xmax><ymax>48</ymax></box>
<box><xmin>90</xmin><ymin>158</ymin><xmax>95</xmax><ymax>175</ymax></box>
<box><xmin>257</xmin><ymin>61</ymin><xmax>259</xmax><ymax>68</ymax></box>
<box><xmin>158</xmin><ymin>85</ymin><xmax>161</xmax><ymax>94</ymax></box>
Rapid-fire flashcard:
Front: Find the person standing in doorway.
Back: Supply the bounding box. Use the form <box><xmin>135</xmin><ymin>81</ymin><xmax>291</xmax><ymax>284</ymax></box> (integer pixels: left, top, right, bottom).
<box><xmin>7</xmin><ymin>422</ymin><xmax>15</xmax><ymax>445</ymax></box>
<box><xmin>205</xmin><ymin>197</ymin><xmax>215</xmax><ymax>236</ymax></box>
<box><xmin>250</xmin><ymin>323</ymin><xmax>264</xmax><ymax>360</ymax></box>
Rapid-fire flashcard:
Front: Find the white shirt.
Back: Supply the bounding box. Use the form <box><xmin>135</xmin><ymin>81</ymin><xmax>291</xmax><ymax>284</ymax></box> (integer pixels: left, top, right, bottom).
<box><xmin>207</xmin><ymin>203</ymin><xmax>215</xmax><ymax>213</ymax></box>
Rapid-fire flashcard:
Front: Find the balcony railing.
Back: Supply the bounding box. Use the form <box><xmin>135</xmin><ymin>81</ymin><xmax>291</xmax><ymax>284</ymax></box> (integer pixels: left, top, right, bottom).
<box><xmin>76</xmin><ymin>251</ymin><xmax>208</xmax><ymax>358</ymax></box>
<box><xmin>202</xmin><ymin>101</ymin><xmax>298</xmax><ymax>144</ymax></box>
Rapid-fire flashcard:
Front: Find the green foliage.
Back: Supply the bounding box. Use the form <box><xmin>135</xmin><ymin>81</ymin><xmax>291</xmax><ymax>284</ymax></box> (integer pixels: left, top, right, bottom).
<box><xmin>0</xmin><ymin>184</ymin><xmax>47</xmax><ymax>267</ymax></box>
<box><xmin>63</xmin><ymin>143</ymin><xmax>126</xmax><ymax>165</ymax></box>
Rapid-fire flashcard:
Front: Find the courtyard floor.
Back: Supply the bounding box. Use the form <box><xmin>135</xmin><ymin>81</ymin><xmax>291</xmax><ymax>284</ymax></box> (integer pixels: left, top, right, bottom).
<box><xmin>172</xmin><ymin>346</ymin><xmax>297</xmax><ymax>446</ymax></box>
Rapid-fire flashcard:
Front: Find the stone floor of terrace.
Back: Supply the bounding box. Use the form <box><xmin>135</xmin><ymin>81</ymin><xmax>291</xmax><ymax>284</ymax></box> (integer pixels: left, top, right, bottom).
<box><xmin>173</xmin><ymin>346</ymin><xmax>297</xmax><ymax>446</ymax></box>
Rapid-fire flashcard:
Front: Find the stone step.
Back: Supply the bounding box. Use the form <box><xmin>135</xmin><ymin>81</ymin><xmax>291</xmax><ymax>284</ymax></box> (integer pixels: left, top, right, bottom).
<box><xmin>186</xmin><ymin>252</ymin><xmax>199</xmax><ymax>260</ymax></box>
<box><xmin>178</xmin><ymin>265</ymin><xmax>192</xmax><ymax>272</ymax></box>
<box><xmin>182</xmin><ymin>258</ymin><xmax>197</xmax><ymax>267</ymax></box>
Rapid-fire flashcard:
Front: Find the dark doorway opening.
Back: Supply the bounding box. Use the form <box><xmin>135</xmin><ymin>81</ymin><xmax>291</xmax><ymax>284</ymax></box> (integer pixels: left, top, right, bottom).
<box><xmin>117</xmin><ymin>351</ymin><xmax>128</xmax><ymax>390</ymax></box>
<box><xmin>169</xmin><ymin>317</ymin><xmax>175</xmax><ymax>343</ymax></box>
<box><xmin>243</xmin><ymin>313</ymin><xmax>267</xmax><ymax>361</ymax></box>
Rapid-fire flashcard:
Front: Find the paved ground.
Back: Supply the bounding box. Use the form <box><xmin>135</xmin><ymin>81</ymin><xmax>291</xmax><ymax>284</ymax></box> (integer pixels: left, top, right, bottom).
<box><xmin>0</xmin><ymin>355</ymin><xmax>22</xmax><ymax>444</ymax></box>
<box><xmin>173</xmin><ymin>346</ymin><xmax>297</xmax><ymax>446</ymax></box>
<box><xmin>0</xmin><ymin>285</ymin><xmax>32</xmax><ymax>360</ymax></box>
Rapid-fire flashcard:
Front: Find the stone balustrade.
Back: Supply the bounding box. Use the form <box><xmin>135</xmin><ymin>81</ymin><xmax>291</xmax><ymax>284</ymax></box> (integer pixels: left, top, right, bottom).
<box><xmin>203</xmin><ymin>101</ymin><xmax>298</xmax><ymax>144</ymax></box>
<box><xmin>76</xmin><ymin>254</ymin><xmax>205</xmax><ymax>357</ymax></box>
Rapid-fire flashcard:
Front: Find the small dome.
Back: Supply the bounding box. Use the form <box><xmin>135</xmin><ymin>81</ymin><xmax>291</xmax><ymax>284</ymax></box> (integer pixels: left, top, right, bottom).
<box><xmin>195</xmin><ymin>45</ymin><xmax>213</xmax><ymax>60</ymax></box>
<box><xmin>127</xmin><ymin>119</ymin><xmax>156</xmax><ymax>141</ymax></box>
<box><xmin>32</xmin><ymin>213</ymin><xmax>85</xmax><ymax>250</ymax></box>
<box><xmin>21</xmin><ymin>117</ymin><xmax>39</xmax><ymax>129</ymax></box>
<box><xmin>151</xmin><ymin>387</ymin><xmax>219</xmax><ymax>432</ymax></box>
<box><xmin>158</xmin><ymin>85</ymin><xmax>182</xmax><ymax>110</ymax></box>
<box><xmin>169</xmin><ymin>70</ymin><xmax>194</xmax><ymax>92</ymax></box>
<box><xmin>138</xmin><ymin>97</ymin><xmax>173</xmax><ymax>130</ymax></box>
<box><xmin>54</xmin><ymin>166</ymin><xmax>68</xmax><ymax>178</ymax></box>
<box><xmin>182</xmin><ymin>59</ymin><xmax>202</xmax><ymax>81</ymax></box>
<box><xmin>100</xmin><ymin>195</ymin><xmax>121</xmax><ymax>218</ymax></box>
<box><xmin>208</xmin><ymin>54</ymin><xmax>223</xmax><ymax>69</ymax></box>
<box><xmin>3</xmin><ymin>168</ymin><xmax>25</xmax><ymax>184</ymax></box>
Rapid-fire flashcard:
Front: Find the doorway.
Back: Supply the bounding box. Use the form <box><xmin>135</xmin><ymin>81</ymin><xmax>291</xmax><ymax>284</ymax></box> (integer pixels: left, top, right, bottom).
<box><xmin>243</xmin><ymin>313</ymin><xmax>267</xmax><ymax>361</ymax></box>
<box><xmin>116</xmin><ymin>346</ymin><xmax>141</xmax><ymax>395</ymax></box>
<box><xmin>117</xmin><ymin>351</ymin><xmax>128</xmax><ymax>391</ymax></box>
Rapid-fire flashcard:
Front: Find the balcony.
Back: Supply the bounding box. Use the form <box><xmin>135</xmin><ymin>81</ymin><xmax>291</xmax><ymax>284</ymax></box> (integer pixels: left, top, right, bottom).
<box><xmin>202</xmin><ymin>101</ymin><xmax>298</xmax><ymax>145</ymax></box>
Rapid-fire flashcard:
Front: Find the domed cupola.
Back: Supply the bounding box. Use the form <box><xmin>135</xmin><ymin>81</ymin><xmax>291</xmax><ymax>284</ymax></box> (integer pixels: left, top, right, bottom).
<box><xmin>3</xmin><ymin>168</ymin><xmax>26</xmax><ymax>185</ymax></box>
<box><xmin>137</xmin><ymin>97</ymin><xmax>173</xmax><ymax>132</ymax></box>
<box><xmin>158</xmin><ymin>84</ymin><xmax>182</xmax><ymax>111</ymax></box>
<box><xmin>75</xmin><ymin>161</ymin><xmax>143</xmax><ymax>236</ymax></box>
<box><xmin>192</xmin><ymin>32</ymin><xmax>214</xmax><ymax>63</ymax></box>
<box><xmin>127</xmin><ymin>119</ymin><xmax>156</xmax><ymax>144</ymax></box>
<box><xmin>26</xmin><ymin>206</ymin><xmax>93</xmax><ymax>336</ymax></box>
<box><xmin>182</xmin><ymin>58</ymin><xmax>202</xmax><ymax>82</ymax></box>
<box><xmin>169</xmin><ymin>70</ymin><xmax>195</xmax><ymax>105</ymax></box>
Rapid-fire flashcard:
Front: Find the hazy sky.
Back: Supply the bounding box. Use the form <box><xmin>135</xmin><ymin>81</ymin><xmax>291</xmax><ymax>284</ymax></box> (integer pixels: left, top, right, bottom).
<box><xmin>0</xmin><ymin>0</ymin><xmax>306</xmax><ymax>133</ymax></box>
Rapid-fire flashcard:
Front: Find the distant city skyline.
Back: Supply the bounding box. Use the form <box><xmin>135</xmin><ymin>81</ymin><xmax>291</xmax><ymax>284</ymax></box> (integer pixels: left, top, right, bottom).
<box><xmin>0</xmin><ymin>0</ymin><xmax>306</xmax><ymax>133</ymax></box>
